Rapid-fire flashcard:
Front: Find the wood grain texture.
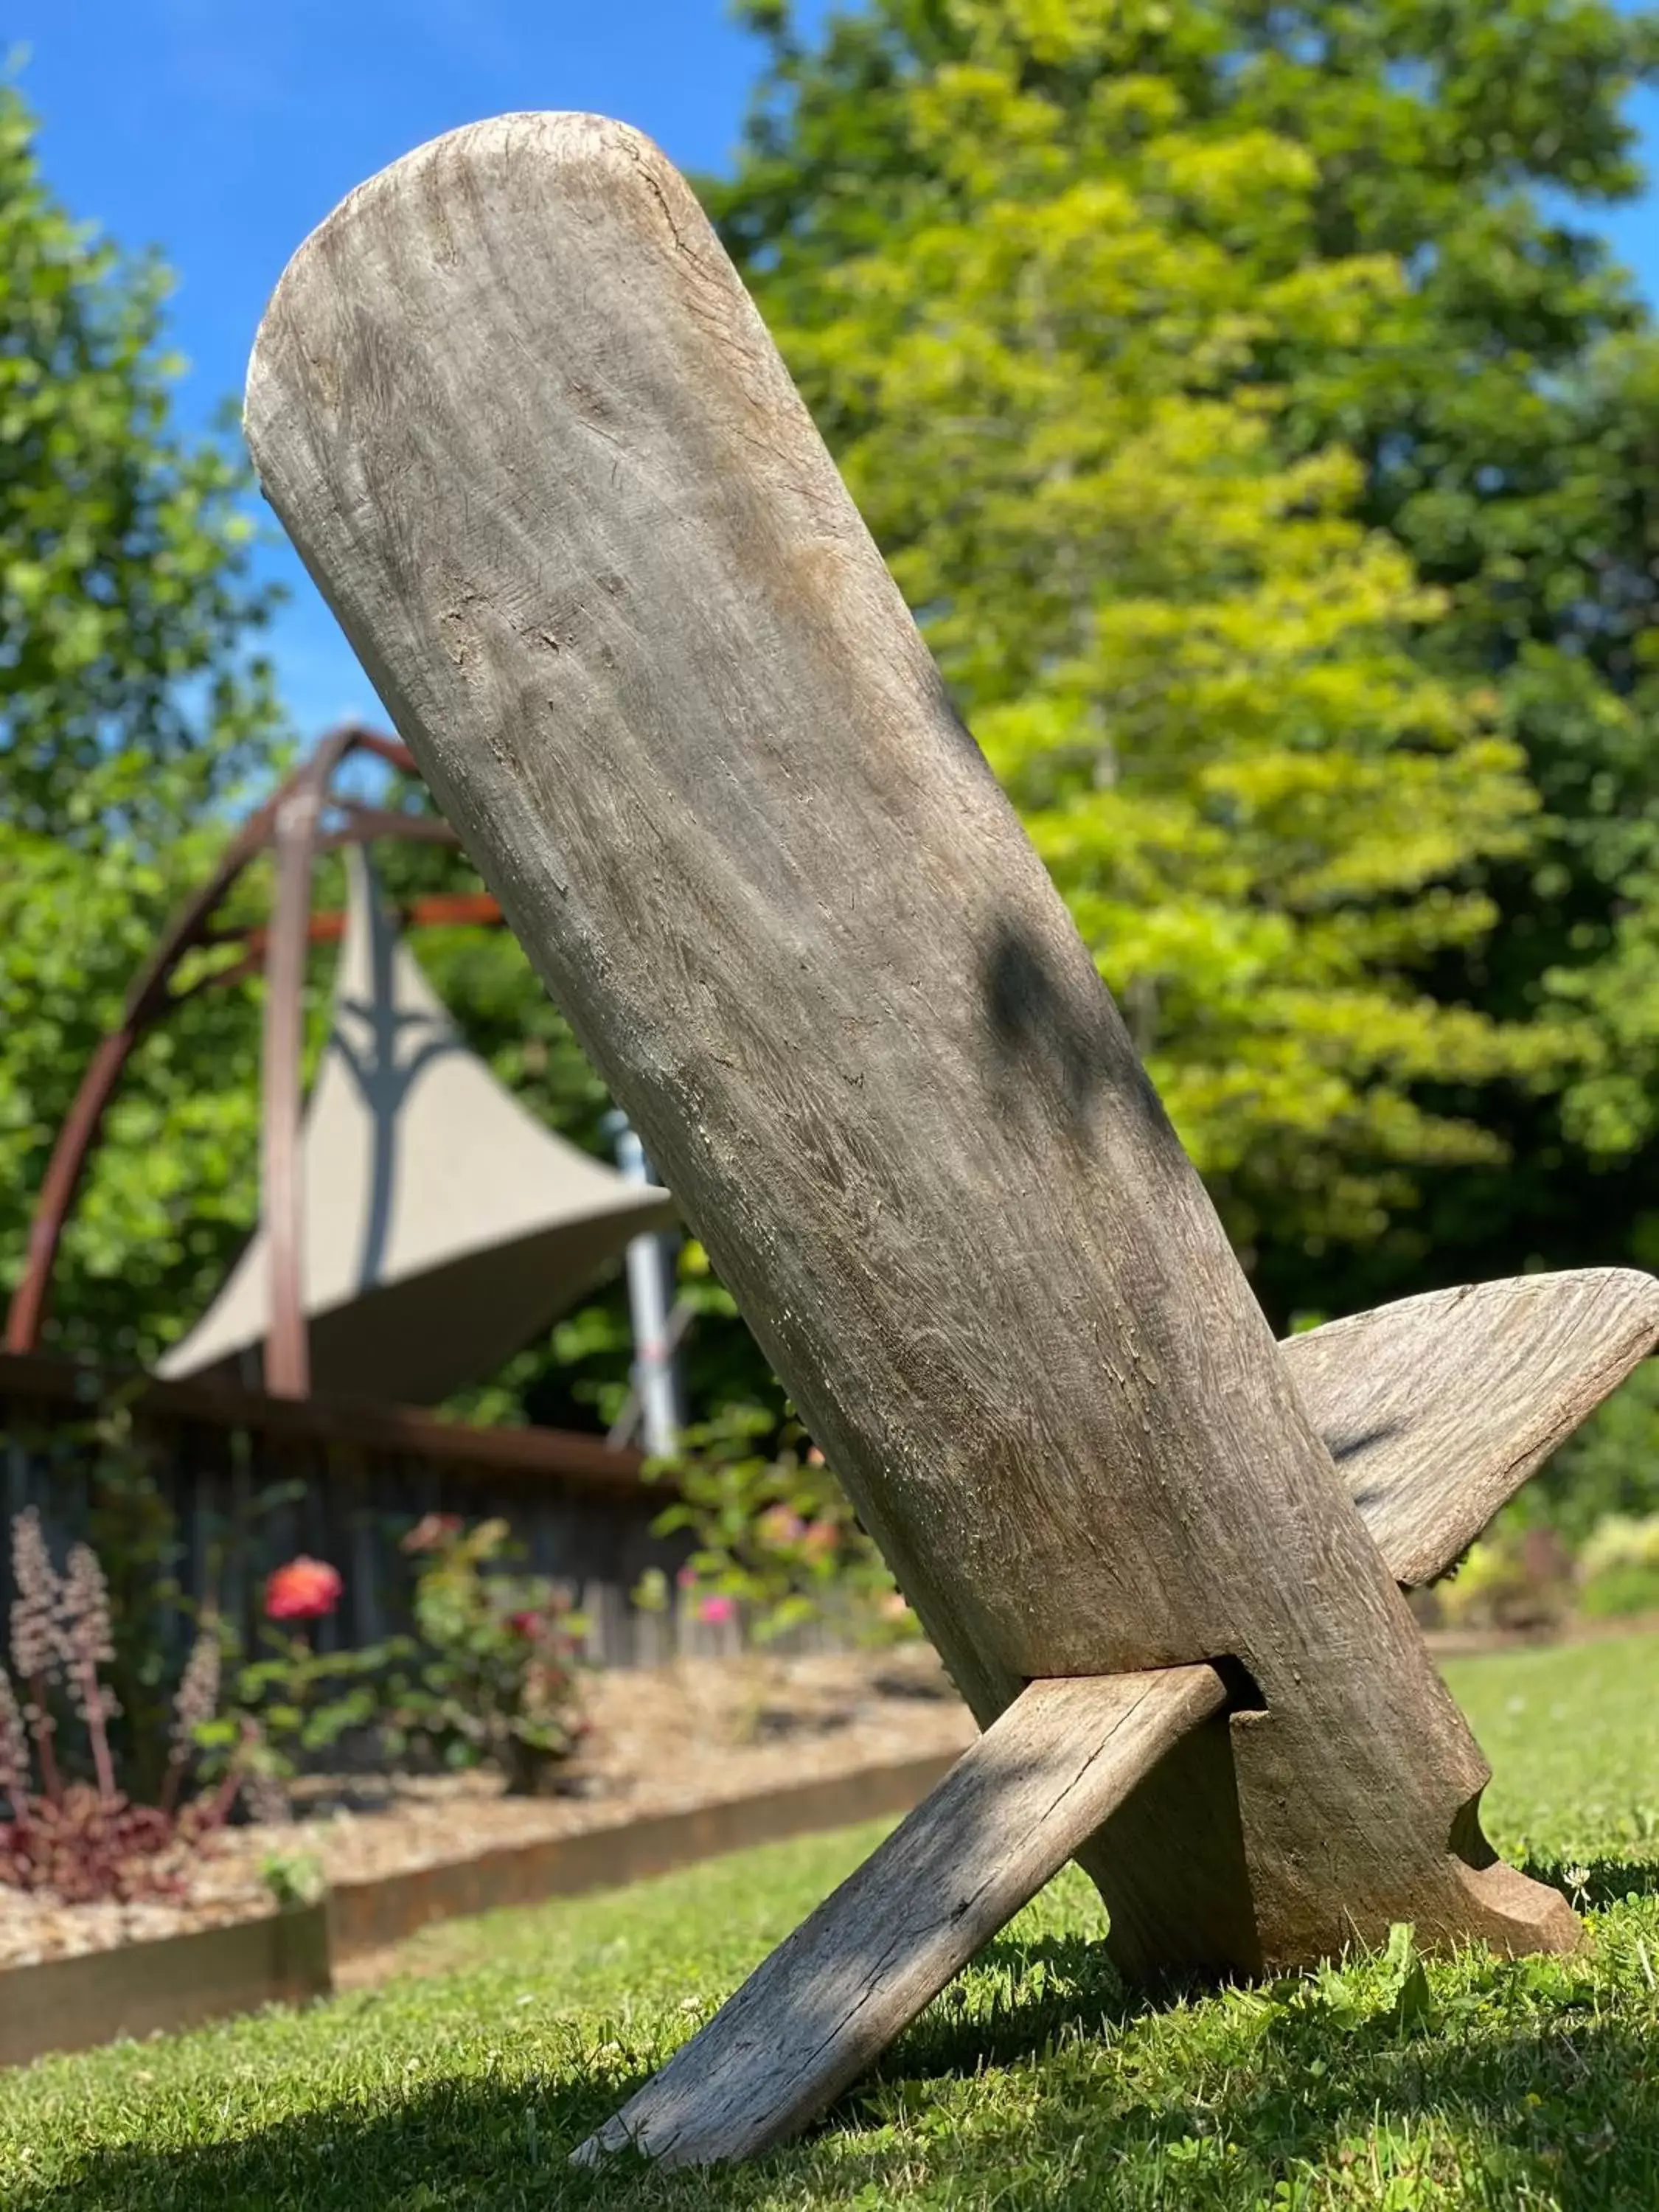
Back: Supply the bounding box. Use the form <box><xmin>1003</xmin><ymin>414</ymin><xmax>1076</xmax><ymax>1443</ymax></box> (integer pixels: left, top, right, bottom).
<box><xmin>246</xmin><ymin>112</ymin><xmax>1575</xmax><ymax>1976</ymax></box>
<box><xmin>1287</xmin><ymin>1270</ymin><xmax>1659</xmax><ymax>1589</ymax></box>
<box><xmin>574</xmin><ymin>1667</ymin><xmax>1227</xmax><ymax>2170</ymax></box>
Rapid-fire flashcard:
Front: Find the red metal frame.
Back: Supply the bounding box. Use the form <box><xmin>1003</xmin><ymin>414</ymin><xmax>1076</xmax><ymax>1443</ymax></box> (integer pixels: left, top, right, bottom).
<box><xmin>3</xmin><ymin>725</ymin><xmax>506</xmax><ymax>1385</ymax></box>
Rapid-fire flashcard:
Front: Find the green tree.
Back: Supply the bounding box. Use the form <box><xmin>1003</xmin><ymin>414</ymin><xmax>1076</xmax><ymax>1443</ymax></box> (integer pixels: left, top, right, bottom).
<box><xmin>0</xmin><ymin>86</ymin><xmax>278</xmax><ymax>842</ymax></box>
<box><xmin>0</xmin><ymin>82</ymin><xmax>283</xmax><ymax>1363</ymax></box>
<box><xmin>710</xmin><ymin>1</ymin><xmax>1620</xmax><ymax>1275</ymax></box>
<box><xmin>369</xmin><ymin>0</ymin><xmax>1659</xmax><ymax>1419</ymax></box>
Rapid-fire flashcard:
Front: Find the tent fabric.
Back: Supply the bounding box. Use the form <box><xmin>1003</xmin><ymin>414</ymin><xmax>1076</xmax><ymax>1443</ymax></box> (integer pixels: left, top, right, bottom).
<box><xmin>157</xmin><ymin>849</ymin><xmax>675</xmax><ymax>1405</ymax></box>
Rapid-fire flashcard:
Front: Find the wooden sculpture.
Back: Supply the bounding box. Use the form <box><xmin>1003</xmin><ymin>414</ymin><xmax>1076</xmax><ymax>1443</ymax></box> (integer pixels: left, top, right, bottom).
<box><xmin>246</xmin><ymin>114</ymin><xmax>1659</xmax><ymax>2168</ymax></box>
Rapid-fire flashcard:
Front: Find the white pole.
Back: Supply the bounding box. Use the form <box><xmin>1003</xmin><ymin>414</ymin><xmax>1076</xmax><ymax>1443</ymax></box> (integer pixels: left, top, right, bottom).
<box><xmin>608</xmin><ymin>1112</ymin><xmax>682</xmax><ymax>1458</ymax></box>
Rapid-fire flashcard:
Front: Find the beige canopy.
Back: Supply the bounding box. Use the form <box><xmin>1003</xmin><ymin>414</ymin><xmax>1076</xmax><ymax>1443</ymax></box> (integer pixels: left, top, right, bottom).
<box><xmin>158</xmin><ymin>848</ymin><xmax>675</xmax><ymax>1404</ymax></box>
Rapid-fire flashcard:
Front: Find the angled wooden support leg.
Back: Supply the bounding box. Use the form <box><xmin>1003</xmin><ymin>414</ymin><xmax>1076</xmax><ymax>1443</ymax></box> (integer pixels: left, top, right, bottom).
<box><xmin>575</xmin><ymin>1666</ymin><xmax>1225</xmax><ymax>2170</ymax></box>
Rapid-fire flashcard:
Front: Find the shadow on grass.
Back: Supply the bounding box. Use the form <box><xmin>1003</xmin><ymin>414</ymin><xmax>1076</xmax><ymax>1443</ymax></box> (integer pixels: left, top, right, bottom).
<box><xmin>860</xmin><ymin>1928</ymin><xmax>1152</xmax><ymax>2082</ymax></box>
<box><xmin>15</xmin><ymin>1907</ymin><xmax>1659</xmax><ymax>2211</ymax></box>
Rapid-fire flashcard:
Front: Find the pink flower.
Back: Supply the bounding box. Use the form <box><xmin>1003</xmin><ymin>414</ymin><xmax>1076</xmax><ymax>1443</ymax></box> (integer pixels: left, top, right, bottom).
<box><xmin>697</xmin><ymin>1595</ymin><xmax>738</xmax><ymax>1626</ymax></box>
<box><xmin>401</xmin><ymin>1513</ymin><xmax>463</xmax><ymax>1556</ymax></box>
<box><xmin>800</xmin><ymin>1519</ymin><xmax>839</xmax><ymax>1560</ymax></box>
<box><xmin>509</xmin><ymin>1610</ymin><xmax>542</xmax><ymax>1638</ymax></box>
<box><xmin>265</xmin><ymin>1557</ymin><xmax>343</xmax><ymax>1623</ymax></box>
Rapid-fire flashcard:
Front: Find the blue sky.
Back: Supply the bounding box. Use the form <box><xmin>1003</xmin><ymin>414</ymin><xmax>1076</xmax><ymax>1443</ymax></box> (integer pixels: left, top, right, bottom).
<box><xmin>10</xmin><ymin>0</ymin><xmax>831</xmax><ymax>735</ymax></box>
<box><xmin>10</xmin><ymin>1</ymin><xmax>1659</xmax><ymax>740</ymax></box>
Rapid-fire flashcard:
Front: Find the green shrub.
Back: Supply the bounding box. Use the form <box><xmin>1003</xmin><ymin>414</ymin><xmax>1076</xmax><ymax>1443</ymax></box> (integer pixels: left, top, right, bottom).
<box><xmin>1436</xmin><ymin>1526</ymin><xmax>1574</xmax><ymax>1632</ymax></box>
<box><xmin>1523</xmin><ymin>1366</ymin><xmax>1659</xmax><ymax>1549</ymax></box>
<box><xmin>637</xmin><ymin>1405</ymin><xmax>918</xmax><ymax>1649</ymax></box>
<box><xmin>382</xmin><ymin>1516</ymin><xmax>587</xmax><ymax>1794</ymax></box>
<box><xmin>1577</xmin><ymin>1513</ymin><xmax>1659</xmax><ymax>1620</ymax></box>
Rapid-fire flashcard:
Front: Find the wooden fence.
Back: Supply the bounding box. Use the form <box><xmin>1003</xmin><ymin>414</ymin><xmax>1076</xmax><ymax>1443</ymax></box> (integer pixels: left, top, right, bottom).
<box><xmin>0</xmin><ymin>1352</ymin><xmax>713</xmax><ymax>1669</ymax></box>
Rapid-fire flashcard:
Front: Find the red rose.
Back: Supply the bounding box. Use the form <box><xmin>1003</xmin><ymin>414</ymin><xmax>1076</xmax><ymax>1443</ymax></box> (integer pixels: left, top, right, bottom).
<box><xmin>509</xmin><ymin>1610</ymin><xmax>542</xmax><ymax>1638</ymax></box>
<box><xmin>265</xmin><ymin>1557</ymin><xmax>344</xmax><ymax>1622</ymax></box>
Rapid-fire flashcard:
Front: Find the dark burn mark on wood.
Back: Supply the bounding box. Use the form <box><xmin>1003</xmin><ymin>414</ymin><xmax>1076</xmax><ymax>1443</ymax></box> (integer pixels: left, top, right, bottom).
<box><xmin>979</xmin><ymin>915</ymin><xmax>1168</xmax><ymax>1157</ymax></box>
<box><xmin>983</xmin><ymin>920</ymin><xmax>1106</xmax><ymax>1123</ymax></box>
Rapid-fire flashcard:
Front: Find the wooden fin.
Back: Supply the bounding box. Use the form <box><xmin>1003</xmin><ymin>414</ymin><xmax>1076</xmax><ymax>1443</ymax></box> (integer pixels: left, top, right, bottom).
<box><xmin>1284</xmin><ymin>1268</ymin><xmax>1659</xmax><ymax>1589</ymax></box>
<box><xmin>573</xmin><ymin>1665</ymin><xmax>1225</xmax><ymax>2170</ymax></box>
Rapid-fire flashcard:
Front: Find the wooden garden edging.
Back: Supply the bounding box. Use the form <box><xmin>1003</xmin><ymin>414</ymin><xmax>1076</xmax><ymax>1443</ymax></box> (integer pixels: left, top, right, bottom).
<box><xmin>0</xmin><ymin>1902</ymin><xmax>332</xmax><ymax>2070</ymax></box>
<box><xmin>0</xmin><ymin>1750</ymin><xmax>956</xmax><ymax>2070</ymax></box>
<box><xmin>325</xmin><ymin>1750</ymin><xmax>957</xmax><ymax>1961</ymax></box>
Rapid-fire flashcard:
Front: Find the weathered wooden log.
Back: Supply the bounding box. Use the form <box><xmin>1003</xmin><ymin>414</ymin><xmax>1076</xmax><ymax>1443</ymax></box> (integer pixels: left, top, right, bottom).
<box><xmin>1286</xmin><ymin>1268</ymin><xmax>1659</xmax><ymax>1588</ymax></box>
<box><xmin>574</xmin><ymin>1667</ymin><xmax>1227</xmax><ymax>2168</ymax></box>
<box><xmin>246</xmin><ymin>111</ymin><xmax>1578</xmax><ymax>1982</ymax></box>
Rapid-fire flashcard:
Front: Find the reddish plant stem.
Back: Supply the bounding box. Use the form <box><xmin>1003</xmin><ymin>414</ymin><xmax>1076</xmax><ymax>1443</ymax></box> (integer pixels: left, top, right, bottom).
<box><xmin>79</xmin><ymin>1662</ymin><xmax>117</xmax><ymax>1806</ymax></box>
<box><xmin>158</xmin><ymin>1748</ymin><xmax>185</xmax><ymax>1818</ymax></box>
<box><xmin>25</xmin><ymin>1677</ymin><xmax>62</xmax><ymax>1806</ymax></box>
<box><xmin>197</xmin><ymin>1722</ymin><xmax>256</xmax><ymax>1835</ymax></box>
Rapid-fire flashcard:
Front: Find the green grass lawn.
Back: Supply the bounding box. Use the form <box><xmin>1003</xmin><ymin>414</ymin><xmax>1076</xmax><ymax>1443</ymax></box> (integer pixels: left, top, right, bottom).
<box><xmin>4</xmin><ymin>1634</ymin><xmax>1659</xmax><ymax>2211</ymax></box>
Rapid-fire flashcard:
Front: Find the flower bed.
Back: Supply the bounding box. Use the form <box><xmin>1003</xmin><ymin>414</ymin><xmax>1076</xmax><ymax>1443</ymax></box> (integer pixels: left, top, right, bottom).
<box><xmin>0</xmin><ymin>1436</ymin><xmax>947</xmax><ymax>2012</ymax></box>
<box><xmin>0</xmin><ymin>1644</ymin><xmax>970</xmax><ymax>1972</ymax></box>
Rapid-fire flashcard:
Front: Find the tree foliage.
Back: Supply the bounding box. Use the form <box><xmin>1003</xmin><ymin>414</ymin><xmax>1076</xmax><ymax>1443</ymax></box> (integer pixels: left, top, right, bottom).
<box><xmin>0</xmin><ymin>86</ymin><xmax>277</xmax><ymax>842</ymax></box>
<box><xmin>0</xmin><ymin>83</ymin><xmax>283</xmax><ymax>1363</ymax></box>
<box><xmin>710</xmin><ymin>0</ymin><xmax>1659</xmax><ymax>1307</ymax></box>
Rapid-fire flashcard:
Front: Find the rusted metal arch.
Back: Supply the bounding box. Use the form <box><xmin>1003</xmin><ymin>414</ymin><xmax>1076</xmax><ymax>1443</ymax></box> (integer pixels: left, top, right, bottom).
<box><xmin>3</xmin><ymin>723</ymin><xmax>505</xmax><ymax>1386</ymax></box>
<box><xmin>258</xmin><ymin>728</ymin><xmax>351</xmax><ymax>1394</ymax></box>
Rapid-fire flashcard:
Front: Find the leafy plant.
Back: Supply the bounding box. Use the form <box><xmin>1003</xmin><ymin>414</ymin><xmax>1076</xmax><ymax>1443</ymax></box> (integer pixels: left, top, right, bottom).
<box><xmin>1436</xmin><ymin>1526</ymin><xmax>1574</xmax><ymax>1634</ymax></box>
<box><xmin>199</xmin><ymin>1554</ymin><xmax>404</xmax><ymax>1809</ymax></box>
<box><xmin>0</xmin><ymin>1509</ymin><xmax>247</xmax><ymax>1902</ymax></box>
<box><xmin>638</xmin><ymin>1407</ymin><xmax>918</xmax><ymax>1649</ymax></box>
<box><xmin>380</xmin><ymin>1516</ymin><xmax>587</xmax><ymax>1795</ymax></box>
<box><xmin>78</xmin><ymin>1397</ymin><xmax>189</xmax><ymax>1802</ymax></box>
<box><xmin>258</xmin><ymin>1848</ymin><xmax>325</xmax><ymax>1910</ymax></box>
<box><xmin>1576</xmin><ymin>1514</ymin><xmax>1659</xmax><ymax>1621</ymax></box>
